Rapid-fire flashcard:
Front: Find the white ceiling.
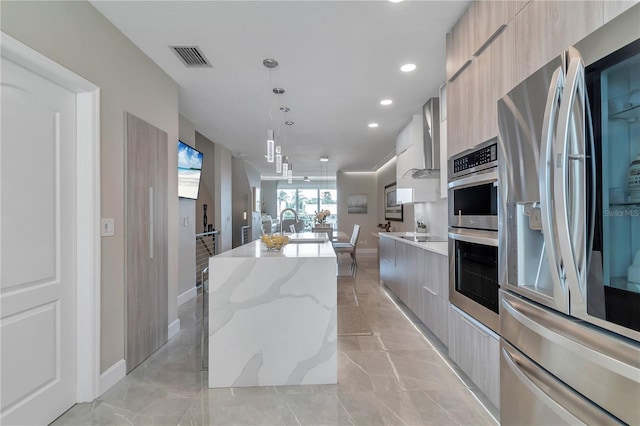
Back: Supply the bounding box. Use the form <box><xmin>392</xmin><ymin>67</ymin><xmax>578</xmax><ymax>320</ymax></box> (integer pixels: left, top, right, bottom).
<box><xmin>91</xmin><ymin>0</ymin><xmax>469</xmax><ymax>179</ymax></box>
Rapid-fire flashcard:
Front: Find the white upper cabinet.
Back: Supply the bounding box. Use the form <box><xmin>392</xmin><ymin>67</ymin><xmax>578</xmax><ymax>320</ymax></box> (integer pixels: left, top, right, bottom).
<box><xmin>396</xmin><ymin>115</ymin><xmax>439</xmax><ymax>203</ymax></box>
<box><xmin>396</xmin><ymin>115</ymin><xmax>424</xmax><ymax>177</ymax></box>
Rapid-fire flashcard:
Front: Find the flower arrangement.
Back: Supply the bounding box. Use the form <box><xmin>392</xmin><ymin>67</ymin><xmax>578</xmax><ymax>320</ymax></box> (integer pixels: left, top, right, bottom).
<box><xmin>315</xmin><ymin>210</ymin><xmax>331</xmax><ymax>226</ymax></box>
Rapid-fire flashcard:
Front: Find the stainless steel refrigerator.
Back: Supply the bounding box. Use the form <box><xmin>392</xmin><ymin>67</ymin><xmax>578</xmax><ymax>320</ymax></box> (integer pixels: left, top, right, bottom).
<box><xmin>497</xmin><ymin>7</ymin><xmax>640</xmax><ymax>425</ymax></box>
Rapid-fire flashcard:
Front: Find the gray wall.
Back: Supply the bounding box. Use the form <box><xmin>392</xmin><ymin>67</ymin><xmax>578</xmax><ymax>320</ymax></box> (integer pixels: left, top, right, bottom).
<box><xmin>1</xmin><ymin>0</ymin><xmax>180</xmax><ymax>372</ymax></box>
<box><xmin>375</xmin><ymin>157</ymin><xmax>415</xmax><ymax>232</ymax></box>
<box><xmin>178</xmin><ymin>115</ymin><xmax>196</xmax><ymax>299</ymax></box>
<box><xmin>336</xmin><ymin>171</ymin><xmax>378</xmax><ymax>250</ymax></box>
<box><xmin>215</xmin><ymin>143</ymin><xmax>233</xmax><ymax>252</ymax></box>
<box><xmin>231</xmin><ymin>158</ymin><xmax>261</xmax><ymax>247</ymax></box>
<box><xmin>260</xmin><ymin>180</ymin><xmax>278</xmax><ymax>217</ymax></box>
<box><xmin>195</xmin><ymin>131</ymin><xmax>216</xmax><ymax>234</ymax></box>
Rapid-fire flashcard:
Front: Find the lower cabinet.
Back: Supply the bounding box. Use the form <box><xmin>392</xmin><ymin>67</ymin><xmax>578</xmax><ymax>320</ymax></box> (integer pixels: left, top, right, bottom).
<box><xmin>449</xmin><ymin>304</ymin><xmax>500</xmax><ymax>408</ymax></box>
<box><xmin>379</xmin><ymin>235</ymin><xmax>396</xmax><ymax>289</ymax></box>
<box><xmin>379</xmin><ymin>236</ymin><xmax>449</xmax><ymax>347</ymax></box>
<box><xmin>379</xmin><ymin>236</ymin><xmax>499</xmax><ymax>408</ymax></box>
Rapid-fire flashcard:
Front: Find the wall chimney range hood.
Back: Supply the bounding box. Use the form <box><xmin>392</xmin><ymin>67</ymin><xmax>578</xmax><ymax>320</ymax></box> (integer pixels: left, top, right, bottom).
<box><xmin>402</xmin><ymin>97</ymin><xmax>440</xmax><ymax>179</ymax></box>
<box><xmin>395</xmin><ymin>97</ymin><xmax>441</xmax><ymax>204</ymax></box>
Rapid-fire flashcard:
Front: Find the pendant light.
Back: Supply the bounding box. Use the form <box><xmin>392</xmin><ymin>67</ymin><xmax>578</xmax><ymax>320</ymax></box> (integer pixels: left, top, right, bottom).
<box><xmin>263</xmin><ymin>59</ymin><xmax>278</xmax><ymax>163</ymax></box>
<box><xmin>277</xmin><ymin>106</ymin><xmax>290</xmax><ymax>174</ymax></box>
<box><xmin>275</xmin><ymin>146</ymin><xmax>282</xmax><ymax>173</ymax></box>
<box><xmin>266</xmin><ymin>129</ymin><xmax>275</xmax><ymax>163</ymax></box>
<box><xmin>287</xmin><ymin>162</ymin><xmax>293</xmax><ymax>184</ymax></box>
<box><xmin>283</xmin><ymin>156</ymin><xmax>289</xmax><ymax>178</ymax></box>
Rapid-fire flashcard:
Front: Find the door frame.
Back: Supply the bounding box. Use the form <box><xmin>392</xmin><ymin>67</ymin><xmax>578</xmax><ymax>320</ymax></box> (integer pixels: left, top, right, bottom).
<box><xmin>1</xmin><ymin>32</ymin><xmax>101</xmax><ymax>402</ymax></box>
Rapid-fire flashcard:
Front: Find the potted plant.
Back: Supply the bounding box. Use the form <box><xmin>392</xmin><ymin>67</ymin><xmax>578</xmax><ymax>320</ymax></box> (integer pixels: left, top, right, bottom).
<box><xmin>314</xmin><ymin>210</ymin><xmax>331</xmax><ymax>227</ymax></box>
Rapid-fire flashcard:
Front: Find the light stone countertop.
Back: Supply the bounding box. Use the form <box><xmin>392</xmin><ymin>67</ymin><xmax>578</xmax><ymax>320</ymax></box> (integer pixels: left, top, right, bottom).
<box><xmin>379</xmin><ymin>232</ymin><xmax>448</xmax><ymax>256</ymax></box>
<box><xmin>208</xmin><ymin>237</ymin><xmax>337</xmax><ymax>388</ymax></box>
<box><xmin>213</xmin><ymin>238</ymin><xmax>336</xmax><ymax>259</ymax></box>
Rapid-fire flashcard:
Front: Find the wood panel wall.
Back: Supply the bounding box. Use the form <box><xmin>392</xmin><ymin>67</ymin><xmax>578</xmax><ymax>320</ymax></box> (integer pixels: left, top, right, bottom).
<box><xmin>125</xmin><ymin>112</ymin><xmax>168</xmax><ymax>372</ymax></box>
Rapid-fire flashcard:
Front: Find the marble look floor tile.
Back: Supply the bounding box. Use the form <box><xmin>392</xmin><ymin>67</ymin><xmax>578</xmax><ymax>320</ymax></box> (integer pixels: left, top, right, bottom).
<box><xmin>201</xmin><ymin>390</ymin><xmax>299</xmax><ymax>425</ymax></box>
<box><xmin>273</xmin><ymin>384</ymin><xmax>338</xmax><ymax>395</ymax></box>
<box><xmin>425</xmin><ymin>388</ymin><xmax>498</xmax><ymax>426</ymax></box>
<box><xmin>338</xmin><ymin>336</ymin><xmax>361</xmax><ymax>352</ymax></box>
<box><xmin>336</xmin><ymin>391</ymin><xmax>402</xmax><ymax>426</ymax></box>
<box><xmin>356</xmin><ymin>333</ymin><xmax>386</xmax><ymax>351</ymax></box>
<box><xmin>342</xmin><ymin>350</ymin><xmax>397</xmax><ymax>377</ymax></box>
<box><xmin>367</xmin><ymin>374</ymin><xmax>406</xmax><ymax>392</ymax></box>
<box><xmin>98</xmin><ymin>381</ymin><xmax>172</xmax><ymax>414</ymax></box>
<box><xmin>336</xmin><ymin>352</ymin><xmax>374</xmax><ymax>393</ymax></box>
<box><xmin>52</xmin><ymin>400</ymin><xmax>138</xmax><ymax>426</ymax></box>
<box><xmin>374</xmin><ymin>390</ymin><xmax>457</xmax><ymax>426</ymax></box>
<box><xmin>374</xmin><ymin>328</ymin><xmax>431</xmax><ymax>351</ymax></box>
<box><xmin>284</xmin><ymin>393</ymin><xmax>352</xmax><ymax>426</ymax></box>
<box><xmin>363</xmin><ymin>307</ymin><xmax>418</xmax><ymax>331</ymax></box>
<box><xmin>53</xmin><ymin>254</ymin><xmax>496</xmax><ymax>426</ymax></box>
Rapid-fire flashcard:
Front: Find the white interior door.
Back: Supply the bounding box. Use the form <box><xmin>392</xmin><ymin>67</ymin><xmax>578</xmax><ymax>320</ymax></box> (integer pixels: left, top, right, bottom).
<box><xmin>1</xmin><ymin>57</ymin><xmax>77</xmax><ymax>425</ymax></box>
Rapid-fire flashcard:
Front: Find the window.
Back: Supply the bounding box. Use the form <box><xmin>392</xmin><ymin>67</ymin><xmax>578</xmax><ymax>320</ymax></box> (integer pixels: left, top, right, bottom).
<box><xmin>276</xmin><ymin>188</ymin><xmax>337</xmax><ymax>230</ymax></box>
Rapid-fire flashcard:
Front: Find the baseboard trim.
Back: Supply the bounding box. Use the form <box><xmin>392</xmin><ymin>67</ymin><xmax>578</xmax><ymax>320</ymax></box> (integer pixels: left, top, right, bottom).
<box><xmin>177</xmin><ymin>286</ymin><xmax>198</xmax><ymax>306</ymax></box>
<box><xmin>100</xmin><ymin>359</ymin><xmax>126</xmax><ymax>396</ymax></box>
<box><xmin>168</xmin><ymin>318</ymin><xmax>180</xmax><ymax>340</ymax></box>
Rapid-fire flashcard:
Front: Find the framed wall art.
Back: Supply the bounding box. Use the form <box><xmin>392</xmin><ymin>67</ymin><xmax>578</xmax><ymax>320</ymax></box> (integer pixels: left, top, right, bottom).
<box><xmin>384</xmin><ymin>182</ymin><xmax>403</xmax><ymax>221</ymax></box>
<box><xmin>347</xmin><ymin>194</ymin><xmax>368</xmax><ymax>214</ymax></box>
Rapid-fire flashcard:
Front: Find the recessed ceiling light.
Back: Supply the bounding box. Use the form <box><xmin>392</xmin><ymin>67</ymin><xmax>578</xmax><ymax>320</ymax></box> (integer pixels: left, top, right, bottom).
<box><xmin>320</xmin><ymin>156</ymin><xmax>329</xmax><ymax>162</ymax></box>
<box><xmin>285</xmin><ymin>121</ymin><xmax>294</xmax><ymax>126</ymax></box>
<box><xmin>380</xmin><ymin>99</ymin><xmax>393</xmax><ymax>106</ymax></box>
<box><xmin>400</xmin><ymin>63</ymin><xmax>416</xmax><ymax>72</ymax></box>
<box><xmin>368</xmin><ymin>123</ymin><xmax>379</xmax><ymax>128</ymax></box>
<box><xmin>280</xmin><ymin>106</ymin><xmax>291</xmax><ymax>112</ymax></box>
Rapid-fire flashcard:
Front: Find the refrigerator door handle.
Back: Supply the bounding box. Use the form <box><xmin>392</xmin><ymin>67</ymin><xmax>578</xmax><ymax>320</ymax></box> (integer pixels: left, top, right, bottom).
<box><xmin>501</xmin><ymin>295</ymin><xmax>638</xmax><ymax>377</ymax></box>
<box><xmin>582</xmin><ymin>90</ymin><xmax>597</xmax><ymax>299</ymax></box>
<box><xmin>539</xmin><ymin>67</ymin><xmax>566</xmax><ymax>294</ymax></box>
<box><xmin>555</xmin><ymin>53</ymin><xmax>587</xmax><ymax>297</ymax></box>
<box><xmin>501</xmin><ymin>345</ymin><xmax>584</xmax><ymax>425</ymax></box>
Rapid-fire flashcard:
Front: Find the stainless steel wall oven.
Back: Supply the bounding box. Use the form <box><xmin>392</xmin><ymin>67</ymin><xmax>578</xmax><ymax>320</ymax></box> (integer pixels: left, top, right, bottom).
<box><xmin>448</xmin><ymin>139</ymin><xmax>500</xmax><ymax>333</ymax></box>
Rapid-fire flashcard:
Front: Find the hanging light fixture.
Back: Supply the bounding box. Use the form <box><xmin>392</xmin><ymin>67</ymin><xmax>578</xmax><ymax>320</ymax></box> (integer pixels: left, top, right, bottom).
<box><xmin>263</xmin><ymin>59</ymin><xmax>278</xmax><ymax>163</ymax></box>
<box><xmin>287</xmin><ymin>162</ymin><xmax>293</xmax><ymax>184</ymax></box>
<box><xmin>266</xmin><ymin>129</ymin><xmax>275</xmax><ymax>163</ymax></box>
<box><xmin>282</xmin><ymin>156</ymin><xmax>289</xmax><ymax>178</ymax></box>
<box><xmin>275</xmin><ymin>145</ymin><xmax>282</xmax><ymax>173</ymax></box>
<box><xmin>276</xmin><ymin>106</ymin><xmax>290</xmax><ymax>174</ymax></box>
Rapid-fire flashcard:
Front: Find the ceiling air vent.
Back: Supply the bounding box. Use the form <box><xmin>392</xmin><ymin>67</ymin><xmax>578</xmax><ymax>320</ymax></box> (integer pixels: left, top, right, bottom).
<box><xmin>170</xmin><ymin>46</ymin><xmax>211</xmax><ymax>67</ymax></box>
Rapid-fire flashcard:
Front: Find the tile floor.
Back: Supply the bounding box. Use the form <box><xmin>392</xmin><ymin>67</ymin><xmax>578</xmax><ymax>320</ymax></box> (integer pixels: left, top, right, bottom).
<box><xmin>53</xmin><ymin>255</ymin><xmax>498</xmax><ymax>425</ymax></box>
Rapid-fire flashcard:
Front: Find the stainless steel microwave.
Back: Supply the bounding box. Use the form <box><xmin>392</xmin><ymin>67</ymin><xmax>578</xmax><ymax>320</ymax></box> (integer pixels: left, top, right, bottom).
<box><xmin>448</xmin><ymin>139</ymin><xmax>498</xmax><ymax>231</ymax></box>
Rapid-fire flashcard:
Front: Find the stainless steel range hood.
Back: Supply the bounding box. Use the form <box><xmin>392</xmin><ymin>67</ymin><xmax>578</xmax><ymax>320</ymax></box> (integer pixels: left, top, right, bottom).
<box><xmin>402</xmin><ymin>97</ymin><xmax>440</xmax><ymax>178</ymax></box>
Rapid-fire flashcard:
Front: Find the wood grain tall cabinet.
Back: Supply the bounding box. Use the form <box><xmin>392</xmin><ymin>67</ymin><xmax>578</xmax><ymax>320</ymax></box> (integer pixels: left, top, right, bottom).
<box><xmin>125</xmin><ymin>112</ymin><xmax>168</xmax><ymax>373</ymax></box>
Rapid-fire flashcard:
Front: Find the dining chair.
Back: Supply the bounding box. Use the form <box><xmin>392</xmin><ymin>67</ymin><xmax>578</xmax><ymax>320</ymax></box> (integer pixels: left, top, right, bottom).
<box><xmin>333</xmin><ymin>224</ymin><xmax>360</xmax><ymax>276</ymax></box>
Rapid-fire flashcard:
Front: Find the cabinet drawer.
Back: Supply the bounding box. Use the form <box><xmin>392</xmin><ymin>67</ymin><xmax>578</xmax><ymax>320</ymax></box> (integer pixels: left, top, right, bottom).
<box><xmin>422</xmin><ymin>286</ymin><xmax>449</xmax><ymax>347</ymax></box>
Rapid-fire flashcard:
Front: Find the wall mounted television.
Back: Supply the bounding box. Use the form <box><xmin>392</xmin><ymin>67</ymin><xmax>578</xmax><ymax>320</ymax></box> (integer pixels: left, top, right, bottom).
<box><xmin>178</xmin><ymin>141</ymin><xmax>203</xmax><ymax>200</ymax></box>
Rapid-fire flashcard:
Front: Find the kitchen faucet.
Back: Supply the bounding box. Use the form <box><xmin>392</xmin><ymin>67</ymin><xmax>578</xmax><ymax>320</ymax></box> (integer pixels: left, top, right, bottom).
<box><xmin>280</xmin><ymin>208</ymin><xmax>299</xmax><ymax>235</ymax></box>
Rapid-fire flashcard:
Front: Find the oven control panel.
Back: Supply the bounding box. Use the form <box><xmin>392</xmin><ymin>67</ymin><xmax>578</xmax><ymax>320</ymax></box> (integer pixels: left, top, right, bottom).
<box><xmin>450</xmin><ymin>140</ymin><xmax>498</xmax><ymax>179</ymax></box>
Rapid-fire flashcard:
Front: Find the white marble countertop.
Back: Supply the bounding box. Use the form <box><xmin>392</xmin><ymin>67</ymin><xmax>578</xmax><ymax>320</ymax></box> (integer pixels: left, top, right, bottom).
<box><xmin>209</xmin><ymin>237</ymin><xmax>337</xmax><ymax>388</ymax></box>
<box><xmin>379</xmin><ymin>232</ymin><xmax>448</xmax><ymax>256</ymax></box>
<box><xmin>288</xmin><ymin>232</ymin><xmax>329</xmax><ymax>243</ymax></box>
<box><xmin>214</xmin><ymin>239</ymin><xmax>336</xmax><ymax>259</ymax></box>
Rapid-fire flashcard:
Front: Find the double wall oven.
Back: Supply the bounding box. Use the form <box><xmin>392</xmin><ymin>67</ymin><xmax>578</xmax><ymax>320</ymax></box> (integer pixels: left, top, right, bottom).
<box><xmin>448</xmin><ymin>139</ymin><xmax>500</xmax><ymax>333</ymax></box>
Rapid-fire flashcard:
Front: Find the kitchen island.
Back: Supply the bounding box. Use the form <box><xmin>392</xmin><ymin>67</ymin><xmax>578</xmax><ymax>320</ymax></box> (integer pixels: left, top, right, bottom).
<box><xmin>208</xmin><ymin>238</ymin><xmax>337</xmax><ymax>388</ymax></box>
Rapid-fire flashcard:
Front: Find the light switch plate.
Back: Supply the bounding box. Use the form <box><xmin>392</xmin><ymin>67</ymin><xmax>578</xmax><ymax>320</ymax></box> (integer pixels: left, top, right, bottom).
<box><xmin>101</xmin><ymin>218</ymin><xmax>115</xmax><ymax>236</ymax></box>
